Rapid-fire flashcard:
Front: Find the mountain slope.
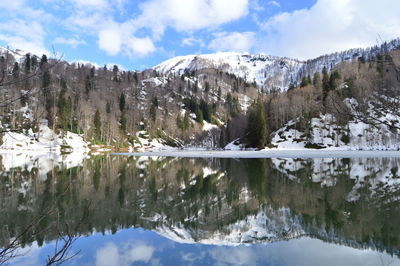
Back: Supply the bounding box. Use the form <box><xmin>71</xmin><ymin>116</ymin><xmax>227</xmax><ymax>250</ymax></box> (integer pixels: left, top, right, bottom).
<box><xmin>154</xmin><ymin>52</ymin><xmax>304</xmax><ymax>90</ymax></box>
<box><xmin>154</xmin><ymin>38</ymin><xmax>400</xmax><ymax>91</ymax></box>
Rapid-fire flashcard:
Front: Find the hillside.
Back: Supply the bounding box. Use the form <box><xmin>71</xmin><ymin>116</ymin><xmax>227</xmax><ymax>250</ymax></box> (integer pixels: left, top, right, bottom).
<box><xmin>0</xmin><ymin>38</ymin><xmax>399</xmax><ymax>152</ymax></box>
<box><xmin>154</xmin><ymin>38</ymin><xmax>400</xmax><ymax>92</ymax></box>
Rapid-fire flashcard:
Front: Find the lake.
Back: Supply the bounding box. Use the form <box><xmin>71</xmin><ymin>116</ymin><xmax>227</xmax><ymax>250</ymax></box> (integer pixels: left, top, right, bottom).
<box><xmin>1</xmin><ymin>153</ymin><xmax>400</xmax><ymax>266</ymax></box>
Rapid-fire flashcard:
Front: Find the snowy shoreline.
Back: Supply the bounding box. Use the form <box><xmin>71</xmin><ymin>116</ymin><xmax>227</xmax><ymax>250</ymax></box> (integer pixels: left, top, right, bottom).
<box><xmin>115</xmin><ymin>149</ymin><xmax>400</xmax><ymax>158</ymax></box>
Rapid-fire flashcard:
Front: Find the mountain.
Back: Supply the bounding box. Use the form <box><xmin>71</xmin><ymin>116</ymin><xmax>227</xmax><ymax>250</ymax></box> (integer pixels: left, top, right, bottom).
<box><xmin>154</xmin><ymin>52</ymin><xmax>303</xmax><ymax>90</ymax></box>
<box><xmin>153</xmin><ymin>38</ymin><xmax>400</xmax><ymax>91</ymax></box>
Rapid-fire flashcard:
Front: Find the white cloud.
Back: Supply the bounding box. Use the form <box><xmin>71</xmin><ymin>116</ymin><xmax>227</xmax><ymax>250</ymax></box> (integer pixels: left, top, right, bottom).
<box><xmin>96</xmin><ymin>243</ymin><xmax>120</xmax><ymax>266</ymax></box>
<box><xmin>128</xmin><ymin>245</ymin><xmax>155</xmax><ymax>263</ymax></box>
<box><xmin>62</xmin><ymin>0</ymin><xmax>250</xmax><ymax>58</ymax></box>
<box><xmin>0</xmin><ymin>0</ymin><xmax>25</xmax><ymax>10</ymax></box>
<box><xmin>210</xmin><ymin>246</ymin><xmax>258</xmax><ymax>265</ymax></box>
<box><xmin>98</xmin><ymin>26</ymin><xmax>122</xmax><ymax>56</ymax></box>
<box><xmin>208</xmin><ymin>32</ymin><xmax>255</xmax><ymax>52</ymax></box>
<box><xmin>71</xmin><ymin>0</ymin><xmax>108</xmax><ymax>8</ymax></box>
<box><xmin>268</xmin><ymin>1</ymin><xmax>280</xmax><ymax>7</ymax></box>
<box><xmin>54</xmin><ymin>36</ymin><xmax>86</xmax><ymax>48</ymax></box>
<box><xmin>64</xmin><ymin>12</ymin><xmax>104</xmax><ymax>31</ymax></box>
<box><xmin>135</xmin><ymin>0</ymin><xmax>249</xmax><ymax>38</ymax></box>
<box><xmin>0</xmin><ymin>20</ymin><xmax>48</xmax><ymax>55</ymax></box>
<box><xmin>259</xmin><ymin>0</ymin><xmax>400</xmax><ymax>59</ymax></box>
<box><xmin>95</xmin><ymin>242</ymin><xmax>156</xmax><ymax>266</ymax></box>
<box><xmin>181</xmin><ymin>37</ymin><xmax>205</xmax><ymax>47</ymax></box>
<box><xmin>125</xmin><ymin>36</ymin><xmax>156</xmax><ymax>58</ymax></box>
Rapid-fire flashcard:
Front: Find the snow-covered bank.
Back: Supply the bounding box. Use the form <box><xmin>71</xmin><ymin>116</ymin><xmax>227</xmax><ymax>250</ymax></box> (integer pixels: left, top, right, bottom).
<box><xmin>269</xmin><ymin>111</ymin><xmax>400</xmax><ymax>151</ymax></box>
<box><xmin>116</xmin><ymin>149</ymin><xmax>400</xmax><ymax>159</ymax></box>
<box><xmin>0</xmin><ymin>124</ymin><xmax>89</xmax><ymax>153</ymax></box>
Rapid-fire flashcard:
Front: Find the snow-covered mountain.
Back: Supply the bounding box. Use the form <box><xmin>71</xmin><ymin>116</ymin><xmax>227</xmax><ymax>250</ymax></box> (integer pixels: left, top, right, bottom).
<box><xmin>153</xmin><ymin>38</ymin><xmax>400</xmax><ymax>91</ymax></box>
<box><xmin>154</xmin><ymin>52</ymin><xmax>304</xmax><ymax>91</ymax></box>
<box><xmin>153</xmin><ymin>207</ymin><xmax>305</xmax><ymax>246</ymax></box>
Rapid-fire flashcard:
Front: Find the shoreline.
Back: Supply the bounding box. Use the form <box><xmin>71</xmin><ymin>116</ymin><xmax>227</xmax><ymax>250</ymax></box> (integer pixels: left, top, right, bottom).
<box><xmin>0</xmin><ymin>147</ymin><xmax>399</xmax><ymax>158</ymax></box>
<box><xmin>115</xmin><ymin>149</ymin><xmax>400</xmax><ymax>158</ymax></box>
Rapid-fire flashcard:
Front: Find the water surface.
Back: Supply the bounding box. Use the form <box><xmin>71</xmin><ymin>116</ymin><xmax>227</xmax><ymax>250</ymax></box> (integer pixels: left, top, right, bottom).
<box><xmin>1</xmin><ymin>153</ymin><xmax>400</xmax><ymax>265</ymax></box>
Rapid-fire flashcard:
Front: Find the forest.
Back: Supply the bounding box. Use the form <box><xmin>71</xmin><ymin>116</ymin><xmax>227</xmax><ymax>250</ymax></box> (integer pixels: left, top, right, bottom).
<box><xmin>0</xmin><ymin>41</ymin><xmax>399</xmax><ymax>150</ymax></box>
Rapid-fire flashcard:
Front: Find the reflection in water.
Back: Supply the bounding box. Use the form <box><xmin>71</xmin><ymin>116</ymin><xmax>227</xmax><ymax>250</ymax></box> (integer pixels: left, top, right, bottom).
<box><xmin>1</xmin><ymin>153</ymin><xmax>400</xmax><ymax>265</ymax></box>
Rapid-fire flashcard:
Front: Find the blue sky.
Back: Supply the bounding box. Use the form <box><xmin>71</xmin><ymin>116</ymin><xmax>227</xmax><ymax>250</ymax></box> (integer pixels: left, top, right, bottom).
<box><xmin>0</xmin><ymin>0</ymin><xmax>399</xmax><ymax>70</ymax></box>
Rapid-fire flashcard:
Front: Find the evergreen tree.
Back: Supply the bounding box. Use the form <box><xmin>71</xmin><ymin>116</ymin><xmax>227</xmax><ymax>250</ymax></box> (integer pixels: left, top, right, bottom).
<box><xmin>200</xmin><ymin>99</ymin><xmax>212</xmax><ymax>122</ymax></box>
<box><xmin>24</xmin><ymin>53</ymin><xmax>31</xmax><ymax>73</ymax></box>
<box><xmin>313</xmin><ymin>72</ymin><xmax>321</xmax><ymax>86</ymax></box>
<box><xmin>246</xmin><ymin>99</ymin><xmax>268</xmax><ymax>149</ymax></box>
<box><xmin>120</xmin><ymin>114</ymin><xmax>127</xmax><ymax>130</ymax></box>
<box><xmin>329</xmin><ymin>71</ymin><xmax>341</xmax><ymax>90</ymax></box>
<box><xmin>322</xmin><ymin>66</ymin><xmax>330</xmax><ymax>105</ymax></box>
<box><xmin>12</xmin><ymin>62</ymin><xmax>19</xmax><ymax>79</ymax></box>
<box><xmin>57</xmin><ymin>85</ymin><xmax>72</xmax><ymax>131</ymax></box>
<box><xmin>193</xmin><ymin>80</ymin><xmax>198</xmax><ymax>93</ymax></box>
<box><xmin>183</xmin><ymin>112</ymin><xmax>190</xmax><ymax>130</ymax></box>
<box><xmin>195</xmin><ymin>105</ymin><xmax>203</xmax><ymax>124</ymax></box>
<box><xmin>113</xmin><ymin>65</ymin><xmax>119</xmax><ymax>82</ymax></box>
<box><xmin>204</xmin><ymin>81</ymin><xmax>210</xmax><ymax>93</ymax></box>
<box><xmin>322</xmin><ymin>66</ymin><xmax>330</xmax><ymax>91</ymax></box>
<box><xmin>94</xmin><ymin>109</ymin><xmax>102</xmax><ymax>141</ymax></box>
<box><xmin>85</xmin><ymin>75</ymin><xmax>92</xmax><ymax>95</ymax></box>
<box><xmin>307</xmin><ymin>75</ymin><xmax>312</xmax><ymax>85</ymax></box>
<box><xmin>300</xmin><ymin>76</ymin><xmax>309</xmax><ymax>87</ymax></box>
<box><xmin>152</xmin><ymin>96</ymin><xmax>159</xmax><ymax>107</ymax></box>
<box><xmin>42</xmin><ymin>70</ymin><xmax>51</xmax><ymax>88</ymax></box>
<box><xmin>150</xmin><ymin>104</ymin><xmax>156</xmax><ymax>122</ymax></box>
<box><xmin>176</xmin><ymin>114</ymin><xmax>183</xmax><ymax>130</ymax></box>
<box><xmin>40</xmin><ymin>54</ymin><xmax>48</xmax><ymax>69</ymax></box>
<box><xmin>119</xmin><ymin>93</ymin><xmax>126</xmax><ymax>112</ymax></box>
<box><xmin>31</xmin><ymin>56</ymin><xmax>38</xmax><ymax>70</ymax></box>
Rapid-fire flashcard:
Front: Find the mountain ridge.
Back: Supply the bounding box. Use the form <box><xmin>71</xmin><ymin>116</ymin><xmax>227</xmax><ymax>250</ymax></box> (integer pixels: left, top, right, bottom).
<box><xmin>153</xmin><ymin>38</ymin><xmax>400</xmax><ymax>91</ymax></box>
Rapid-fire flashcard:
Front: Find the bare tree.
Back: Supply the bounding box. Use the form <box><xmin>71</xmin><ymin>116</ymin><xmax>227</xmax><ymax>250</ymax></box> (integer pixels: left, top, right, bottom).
<box><xmin>0</xmin><ymin>187</ymin><xmax>89</xmax><ymax>266</ymax></box>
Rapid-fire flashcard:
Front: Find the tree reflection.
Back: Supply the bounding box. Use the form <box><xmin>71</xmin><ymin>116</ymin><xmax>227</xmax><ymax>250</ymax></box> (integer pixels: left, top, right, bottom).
<box><xmin>1</xmin><ymin>155</ymin><xmax>400</xmax><ymax>263</ymax></box>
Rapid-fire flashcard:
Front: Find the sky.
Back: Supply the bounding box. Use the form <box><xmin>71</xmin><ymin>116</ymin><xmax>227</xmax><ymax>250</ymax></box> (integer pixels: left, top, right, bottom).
<box><xmin>0</xmin><ymin>0</ymin><xmax>399</xmax><ymax>70</ymax></box>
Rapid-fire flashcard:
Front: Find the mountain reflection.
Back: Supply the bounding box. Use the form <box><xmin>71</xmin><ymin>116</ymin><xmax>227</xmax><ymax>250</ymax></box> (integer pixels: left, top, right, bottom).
<box><xmin>1</xmin><ymin>154</ymin><xmax>400</xmax><ymax>259</ymax></box>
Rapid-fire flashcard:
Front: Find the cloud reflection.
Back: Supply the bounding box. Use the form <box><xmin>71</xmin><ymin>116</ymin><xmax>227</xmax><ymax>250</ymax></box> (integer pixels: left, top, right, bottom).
<box><xmin>95</xmin><ymin>242</ymin><xmax>157</xmax><ymax>266</ymax></box>
<box><xmin>208</xmin><ymin>238</ymin><xmax>400</xmax><ymax>266</ymax></box>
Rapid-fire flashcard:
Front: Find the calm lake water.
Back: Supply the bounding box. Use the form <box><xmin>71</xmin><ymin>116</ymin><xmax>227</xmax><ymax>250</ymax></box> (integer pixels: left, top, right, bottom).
<box><xmin>1</xmin><ymin>154</ymin><xmax>400</xmax><ymax>266</ymax></box>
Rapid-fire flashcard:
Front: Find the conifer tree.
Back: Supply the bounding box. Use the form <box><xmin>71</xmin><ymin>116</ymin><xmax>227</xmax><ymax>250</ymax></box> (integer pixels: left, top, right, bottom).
<box><xmin>313</xmin><ymin>72</ymin><xmax>321</xmax><ymax>86</ymax></box>
<box><xmin>40</xmin><ymin>54</ymin><xmax>48</xmax><ymax>69</ymax></box>
<box><xmin>183</xmin><ymin>112</ymin><xmax>190</xmax><ymax>130</ymax></box>
<box><xmin>94</xmin><ymin>109</ymin><xmax>102</xmax><ymax>141</ymax></box>
<box><xmin>119</xmin><ymin>93</ymin><xmax>125</xmax><ymax>112</ymax></box>
<box><xmin>12</xmin><ymin>62</ymin><xmax>19</xmax><ymax>79</ymax></box>
<box><xmin>176</xmin><ymin>114</ymin><xmax>183</xmax><ymax>130</ymax></box>
<box><xmin>322</xmin><ymin>66</ymin><xmax>330</xmax><ymax>105</ymax></box>
<box><xmin>42</xmin><ymin>70</ymin><xmax>51</xmax><ymax>88</ymax></box>
<box><xmin>24</xmin><ymin>53</ymin><xmax>31</xmax><ymax>73</ymax></box>
<box><xmin>329</xmin><ymin>71</ymin><xmax>341</xmax><ymax>90</ymax></box>
<box><xmin>246</xmin><ymin>99</ymin><xmax>268</xmax><ymax>149</ymax></box>
<box><xmin>150</xmin><ymin>104</ymin><xmax>156</xmax><ymax>122</ymax></box>
<box><xmin>31</xmin><ymin>56</ymin><xmax>38</xmax><ymax>70</ymax></box>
